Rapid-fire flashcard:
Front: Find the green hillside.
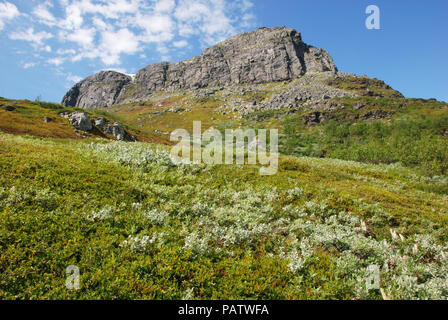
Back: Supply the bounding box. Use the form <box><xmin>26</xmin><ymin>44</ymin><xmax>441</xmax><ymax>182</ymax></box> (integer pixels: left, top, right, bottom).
<box><xmin>0</xmin><ymin>132</ymin><xmax>447</xmax><ymax>299</ymax></box>
<box><xmin>0</xmin><ymin>97</ymin><xmax>165</xmax><ymax>144</ymax></box>
<box><xmin>1</xmin><ymin>76</ymin><xmax>448</xmax><ymax>300</ymax></box>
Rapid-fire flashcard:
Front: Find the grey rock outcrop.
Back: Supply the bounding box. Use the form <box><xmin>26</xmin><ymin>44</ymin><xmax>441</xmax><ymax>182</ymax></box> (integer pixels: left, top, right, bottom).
<box><xmin>62</xmin><ymin>27</ymin><xmax>338</xmax><ymax>109</ymax></box>
<box><xmin>253</xmin><ymin>72</ymin><xmax>354</xmax><ymax>112</ymax></box>
<box><xmin>61</xmin><ymin>112</ymin><xmax>93</xmax><ymax>131</ymax></box>
<box><xmin>94</xmin><ymin>117</ymin><xmax>136</xmax><ymax>141</ymax></box>
<box><xmin>62</xmin><ymin>71</ymin><xmax>132</xmax><ymax>109</ymax></box>
<box><xmin>60</xmin><ymin>112</ymin><xmax>134</xmax><ymax>141</ymax></box>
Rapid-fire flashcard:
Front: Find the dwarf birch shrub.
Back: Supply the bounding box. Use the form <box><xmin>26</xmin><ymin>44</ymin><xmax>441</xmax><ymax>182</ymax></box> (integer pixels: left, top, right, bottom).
<box><xmin>142</xmin><ymin>209</ymin><xmax>170</xmax><ymax>225</ymax></box>
<box><xmin>184</xmin><ymin>232</ymin><xmax>209</xmax><ymax>256</ymax></box>
<box><xmin>89</xmin><ymin>141</ymin><xmax>177</xmax><ymax>169</ymax></box>
<box><xmin>121</xmin><ymin>232</ymin><xmax>166</xmax><ymax>253</ymax></box>
<box><xmin>2</xmin><ymin>133</ymin><xmax>448</xmax><ymax>299</ymax></box>
<box><xmin>287</xmin><ymin>251</ymin><xmax>306</xmax><ymax>273</ymax></box>
<box><xmin>0</xmin><ymin>186</ymin><xmax>58</xmax><ymax>211</ymax></box>
<box><xmin>286</xmin><ymin>187</ymin><xmax>304</xmax><ymax>201</ymax></box>
<box><xmin>85</xmin><ymin>205</ymin><xmax>115</xmax><ymax>222</ymax></box>
<box><xmin>182</xmin><ymin>287</ymin><xmax>196</xmax><ymax>300</ymax></box>
<box><xmin>88</xmin><ymin>141</ymin><xmax>209</xmax><ymax>174</ymax></box>
<box><xmin>190</xmin><ymin>202</ymin><xmax>213</xmax><ymax>217</ymax></box>
<box><xmin>281</xmin><ymin>199</ymin><xmax>448</xmax><ymax>299</ymax></box>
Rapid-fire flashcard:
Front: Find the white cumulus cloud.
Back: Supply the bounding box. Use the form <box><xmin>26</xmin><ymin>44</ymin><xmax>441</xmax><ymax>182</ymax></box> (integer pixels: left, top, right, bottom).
<box><xmin>33</xmin><ymin>1</ymin><xmax>57</xmax><ymax>26</ymax></box>
<box><xmin>9</xmin><ymin>27</ymin><xmax>53</xmax><ymax>46</ymax></box>
<box><xmin>48</xmin><ymin>57</ymin><xmax>64</xmax><ymax>66</ymax></box>
<box><xmin>0</xmin><ymin>1</ymin><xmax>19</xmax><ymax>30</ymax></box>
<box><xmin>66</xmin><ymin>74</ymin><xmax>83</xmax><ymax>83</ymax></box>
<box><xmin>98</xmin><ymin>28</ymin><xmax>142</xmax><ymax>65</ymax></box>
<box><xmin>65</xmin><ymin>27</ymin><xmax>96</xmax><ymax>47</ymax></box>
<box><xmin>23</xmin><ymin>61</ymin><xmax>38</xmax><ymax>69</ymax></box>
<box><xmin>173</xmin><ymin>40</ymin><xmax>188</xmax><ymax>48</ymax></box>
<box><xmin>7</xmin><ymin>0</ymin><xmax>256</xmax><ymax>68</ymax></box>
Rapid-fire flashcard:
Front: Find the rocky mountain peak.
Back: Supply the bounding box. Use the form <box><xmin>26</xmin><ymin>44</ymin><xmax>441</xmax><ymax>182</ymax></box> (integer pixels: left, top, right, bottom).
<box><xmin>62</xmin><ymin>27</ymin><xmax>338</xmax><ymax>109</ymax></box>
<box><xmin>62</xmin><ymin>71</ymin><xmax>131</xmax><ymax>109</ymax></box>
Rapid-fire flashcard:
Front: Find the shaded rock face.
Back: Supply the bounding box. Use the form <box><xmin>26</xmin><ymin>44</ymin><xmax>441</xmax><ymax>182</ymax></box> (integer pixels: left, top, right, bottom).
<box><xmin>62</xmin><ymin>27</ymin><xmax>338</xmax><ymax>109</ymax></box>
<box><xmin>62</xmin><ymin>71</ymin><xmax>132</xmax><ymax>109</ymax></box>
<box><xmin>302</xmin><ymin>112</ymin><xmax>322</xmax><ymax>126</ymax></box>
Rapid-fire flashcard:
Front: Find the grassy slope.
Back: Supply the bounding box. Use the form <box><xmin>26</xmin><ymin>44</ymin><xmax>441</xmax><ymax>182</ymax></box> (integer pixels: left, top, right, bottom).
<box><xmin>0</xmin><ymin>98</ymin><xmax>166</xmax><ymax>144</ymax></box>
<box><xmin>279</xmin><ymin>99</ymin><xmax>448</xmax><ymax>177</ymax></box>
<box><xmin>1</xmin><ymin>77</ymin><xmax>448</xmax><ymax>299</ymax></box>
<box><xmin>107</xmin><ymin>93</ymin><xmax>238</xmax><ymax>143</ymax></box>
<box><xmin>0</xmin><ymin>134</ymin><xmax>447</xmax><ymax>299</ymax></box>
<box><xmin>100</xmin><ymin>77</ymin><xmax>448</xmax><ymax>177</ymax></box>
<box><xmin>0</xmin><ymin>98</ymin><xmax>82</xmax><ymax>139</ymax></box>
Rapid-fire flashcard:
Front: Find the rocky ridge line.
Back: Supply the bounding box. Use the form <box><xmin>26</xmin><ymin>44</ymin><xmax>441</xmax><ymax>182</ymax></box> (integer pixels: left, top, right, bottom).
<box><xmin>62</xmin><ymin>27</ymin><xmax>338</xmax><ymax>109</ymax></box>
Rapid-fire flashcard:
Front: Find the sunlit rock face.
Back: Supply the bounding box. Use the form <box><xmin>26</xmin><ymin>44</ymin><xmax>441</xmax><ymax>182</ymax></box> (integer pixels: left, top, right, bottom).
<box><xmin>62</xmin><ymin>27</ymin><xmax>338</xmax><ymax>109</ymax></box>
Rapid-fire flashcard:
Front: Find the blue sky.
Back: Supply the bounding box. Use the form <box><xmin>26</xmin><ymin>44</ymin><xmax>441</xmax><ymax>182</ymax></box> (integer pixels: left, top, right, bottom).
<box><xmin>0</xmin><ymin>0</ymin><xmax>447</xmax><ymax>103</ymax></box>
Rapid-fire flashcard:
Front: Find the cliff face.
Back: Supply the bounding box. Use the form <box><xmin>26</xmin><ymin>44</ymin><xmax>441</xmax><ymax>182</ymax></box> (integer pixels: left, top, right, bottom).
<box><xmin>62</xmin><ymin>27</ymin><xmax>338</xmax><ymax>109</ymax></box>
<box><xmin>62</xmin><ymin>71</ymin><xmax>132</xmax><ymax>109</ymax></box>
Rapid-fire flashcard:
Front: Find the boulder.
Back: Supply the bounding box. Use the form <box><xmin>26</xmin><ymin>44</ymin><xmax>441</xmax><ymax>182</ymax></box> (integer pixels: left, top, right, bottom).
<box><xmin>105</xmin><ymin>122</ymin><xmax>126</xmax><ymax>141</ymax></box>
<box><xmin>94</xmin><ymin>117</ymin><xmax>135</xmax><ymax>141</ymax></box>
<box><xmin>94</xmin><ymin>117</ymin><xmax>107</xmax><ymax>128</ymax></box>
<box><xmin>60</xmin><ymin>112</ymin><xmax>93</xmax><ymax>131</ymax></box>
<box><xmin>302</xmin><ymin>112</ymin><xmax>322</xmax><ymax>126</ymax></box>
<box><xmin>362</xmin><ymin>110</ymin><xmax>393</xmax><ymax>121</ymax></box>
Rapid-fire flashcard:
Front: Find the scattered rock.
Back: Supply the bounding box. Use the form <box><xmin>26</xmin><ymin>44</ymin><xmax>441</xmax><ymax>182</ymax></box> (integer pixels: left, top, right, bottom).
<box><xmin>166</xmin><ymin>107</ymin><xmax>185</xmax><ymax>113</ymax></box>
<box><xmin>60</xmin><ymin>112</ymin><xmax>93</xmax><ymax>131</ymax></box>
<box><xmin>362</xmin><ymin>110</ymin><xmax>393</xmax><ymax>121</ymax></box>
<box><xmin>94</xmin><ymin>117</ymin><xmax>135</xmax><ymax>141</ymax></box>
<box><xmin>347</xmin><ymin>114</ymin><xmax>360</xmax><ymax>121</ymax></box>
<box><xmin>353</xmin><ymin>102</ymin><xmax>365</xmax><ymax>110</ymax></box>
<box><xmin>107</xmin><ymin>123</ymin><xmax>126</xmax><ymax>141</ymax></box>
<box><xmin>323</xmin><ymin>100</ymin><xmax>341</xmax><ymax>111</ymax></box>
<box><xmin>302</xmin><ymin>112</ymin><xmax>322</xmax><ymax>126</ymax></box>
<box><xmin>154</xmin><ymin>129</ymin><xmax>170</xmax><ymax>136</ymax></box>
<box><xmin>251</xmin><ymin>73</ymin><xmax>354</xmax><ymax>113</ymax></box>
<box><xmin>326</xmin><ymin>75</ymin><xmax>403</xmax><ymax>98</ymax></box>
<box><xmin>94</xmin><ymin>117</ymin><xmax>106</xmax><ymax>128</ymax></box>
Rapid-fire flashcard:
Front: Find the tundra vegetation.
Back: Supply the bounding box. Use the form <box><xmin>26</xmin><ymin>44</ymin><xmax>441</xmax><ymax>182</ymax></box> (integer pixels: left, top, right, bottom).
<box><xmin>0</xmin><ymin>74</ymin><xmax>448</xmax><ymax>299</ymax></box>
